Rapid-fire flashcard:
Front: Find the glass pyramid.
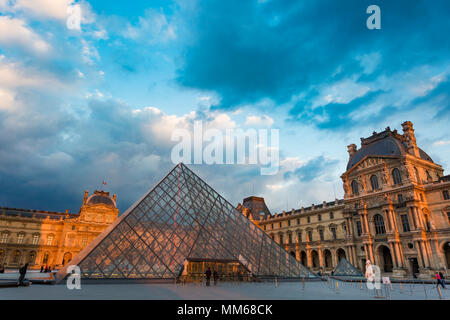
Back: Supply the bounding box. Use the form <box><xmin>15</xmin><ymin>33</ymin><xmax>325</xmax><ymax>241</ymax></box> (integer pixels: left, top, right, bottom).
<box><xmin>333</xmin><ymin>258</ymin><xmax>363</xmax><ymax>277</ymax></box>
<box><xmin>60</xmin><ymin>163</ymin><xmax>316</xmax><ymax>280</ymax></box>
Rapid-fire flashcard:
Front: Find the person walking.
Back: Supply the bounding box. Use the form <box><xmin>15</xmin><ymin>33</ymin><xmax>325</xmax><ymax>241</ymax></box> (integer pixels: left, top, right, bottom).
<box><xmin>18</xmin><ymin>263</ymin><xmax>29</xmax><ymax>287</ymax></box>
<box><xmin>213</xmin><ymin>270</ymin><xmax>218</xmax><ymax>286</ymax></box>
<box><xmin>439</xmin><ymin>271</ymin><xmax>446</xmax><ymax>288</ymax></box>
<box><xmin>205</xmin><ymin>267</ymin><xmax>211</xmax><ymax>287</ymax></box>
<box><xmin>435</xmin><ymin>272</ymin><xmax>445</xmax><ymax>289</ymax></box>
<box><xmin>40</xmin><ymin>265</ymin><xmax>44</xmax><ymax>273</ymax></box>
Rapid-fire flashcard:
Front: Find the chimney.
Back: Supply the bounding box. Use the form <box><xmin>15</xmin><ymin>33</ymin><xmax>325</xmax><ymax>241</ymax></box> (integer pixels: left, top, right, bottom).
<box><xmin>347</xmin><ymin>144</ymin><xmax>358</xmax><ymax>158</ymax></box>
<box><xmin>402</xmin><ymin>121</ymin><xmax>420</xmax><ymax>157</ymax></box>
<box><xmin>83</xmin><ymin>191</ymin><xmax>89</xmax><ymax>205</ymax></box>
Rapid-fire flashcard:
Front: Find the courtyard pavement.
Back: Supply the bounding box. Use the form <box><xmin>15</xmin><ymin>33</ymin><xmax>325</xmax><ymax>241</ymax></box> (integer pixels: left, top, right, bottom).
<box><xmin>0</xmin><ymin>279</ymin><xmax>448</xmax><ymax>300</ymax></box>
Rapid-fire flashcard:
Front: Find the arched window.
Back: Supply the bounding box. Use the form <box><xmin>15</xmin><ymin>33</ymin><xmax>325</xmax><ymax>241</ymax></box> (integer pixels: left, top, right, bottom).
<box><xmin>392</xmin><ymin>168</ymin><xmax>402</xmax><ymax>185</ymax></box>
<box><xmin>351</xmin><ymin>180</ymin><xmax>359</xmax><ymax>195</ymax></box>
<box><xmin>414</xmin><ymin>167</ymin><xmax>420</xmax><ymax>183</ymax></box>
<box><xmin>370</xmin><ymin>175</ymin><xmax>379</xmax><ymax>190</ymax></box>
<box><xmin>42</xmin><ymin>252</ymin><xmax>50</xmax><ymax>264</ymax></box>
<box><xmin>12</xmin><ymin>250</ymin><xmax>21</xmax><ymax>264</ymax></box>
<box><xmin>374</xmin><ymin>214</ymin><xmax>386</xmax><ymax>235</ymax></box>
<box><xmin>426</xmin><ymin>170</ymin><xmax>432</xmax><ymax>182</ymax></box>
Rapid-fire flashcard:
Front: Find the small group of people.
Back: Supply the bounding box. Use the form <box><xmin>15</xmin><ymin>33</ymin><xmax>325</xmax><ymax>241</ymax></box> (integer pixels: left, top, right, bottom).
<box><xmin>40</xmin><ymin>265</ymin><xmax>52</xmax><ymax>273</ymax></box>
<box><xmin>204</xmin><ymin>267</ymin><xmax>219</xmax><ymax>286</ymax></box>
<box><xmin>435</xmin><ymin>271</ymin><xmax>446</xmax><ymax>289</ymax></box>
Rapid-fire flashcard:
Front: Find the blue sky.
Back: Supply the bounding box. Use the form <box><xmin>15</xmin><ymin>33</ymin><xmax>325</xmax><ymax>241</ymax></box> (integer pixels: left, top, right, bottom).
<box><xmin>0</xmin><ymin>0</ymin><xmax>449</xmax><ymax>214</ymax></box>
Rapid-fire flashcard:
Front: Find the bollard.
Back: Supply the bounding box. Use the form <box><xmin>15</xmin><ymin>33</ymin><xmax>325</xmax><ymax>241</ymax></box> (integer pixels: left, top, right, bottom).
<box><xmin>275</xmin><ymin>277</ymin><xmax>278</xmax><ymax>288</ymax></box>
<box><xmin>336</xmin><ymin>280</ymin><xmax>339</xmax><ymax>294</ymax></box>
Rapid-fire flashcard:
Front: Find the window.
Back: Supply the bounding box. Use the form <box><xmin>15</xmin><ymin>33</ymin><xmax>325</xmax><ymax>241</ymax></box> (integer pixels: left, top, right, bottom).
<box><xmin>443</xmin><ymin>190</ymin><xmax>450</xmax><ymax>200</ymax></box>
<box><xmin>420</xmin><ymin>193</ymin><xmax>424</xmax><ymax>202</ymax></box>
<box><xmin>330</xmin><ymin>212</ymin><xmax>334</xmax><ymax>219</ymax></box>
<box><xmin>271</xmin><ymin>224</ymin><xmax>274</xmax><ymax>229</ymax></box>
<box><xmin>392</xmin><ymin>168</ymin><xmax>402</xmax><ymax>185</ymax></box>
<box><xmin>426</xmin><ymin>171</ymin><xmax>432</xmax><ymax>182</ymax></box>
<box><xmin>17</xmin><ymin>233</ymin><xmax>25</xmax><ymax>244</ymax></box>
<box><xmin>331</xmin><ymin>227</ymin><xmax>337</xmax><ymax>240</ymax></box>
<box><xmin>398</xmin><ymin>194</ymin><xmax>404</xmax><ymax>203</ymax></box>
<box><xmin>42</xmin><ymin>252</ymin><xmax>49</xmax><ymax>264</ymax></box>
<box><xmin>319</xmin><ymin>229</ymin><xmax>324</xmax><ymax>241</ymax></box>
<box><xmin>370</xmin><ymin>175</ymin><xmax>379</xmax><ymax>190</ymax></box>
<box><xmin>297</xmin><ymin>232</ymin><xmax>302</xmax><ymax>243</ymax></box>
<box><xmin>307</xmin><ymin>217</ymin><xmax>310</xmax><ymax>223</ymax></box>
<box><xmin>414</xmin><ymin>167</ymin><xmax>420</xmax><ymax>183</ymax></box>
<box><xmin>356</xmin><ymin>221</ymin><xmax>362</xmax><ymax>236</ymax></box>
<box><xmin>1</xmin><ymin>233</ymin><xmax>9</xmax><ymax>244</ymax></box>
<box><xmin>279</xmin><ymin>222</ymin><xmax>282</xmax><ymax>228</ymax></box>
<box><xmin>297</xmin><ymin>218</ymin><xmax>300</xmax><ymax>225</ymax></box>
<box><xmin>263</xmin><ymin>225</ymin><xmax>266</xmax><ymax>231</ymax></box>
<box><xmin>288</xmin><ymin>233</ymin><xmax>292</xmax><ymax>244</ymax></box>
<box><xmin>351</xmin><ymin>180</ymin><xmax>359</xmax><ymax>195</ymax></box>
<box><xmin>374</xmin><ymin>214</ymin><xmax>386</xmax><ymax>235</ymax></box>
<box><xmin>400</xmin><ymin>215</ymin><xmax>411</xmax><ymax>232</ymax></box>
<box><xmin>47</xmin><ymin>234</ymin><xmax>54</xmax><ymax>246</ymax></box>
<box><xmin>82</xmin><ymin>237</ymin><xmax>88</xmax><ymax>247</ymax></box>
<box><xmin>32</xmin><ymin>234</ymin><xmax>39</xmax><ymax>245</ymax></box>
<box><xmin>307</xmin><ymin>231</ymin><xmax>312</xmax><ymax>242</ymax></box>
<box><xmin>447</xmin><ymin>212</ymin><xmax>450</xmax><ymax>224</ymax></box>
<box><xmin>287</xmin><ymin>220</ymin><xmax>291</xmax><ymax>227</ymax></box>
<box><xmin>318</xmin><ymin>214</ymin><xmax>322</xmax><ymax>222</ymax></box>
<box><xmin>271</xmin><ymin>234</ymin><xmax>275</xmax><ymax>240</ymax></box>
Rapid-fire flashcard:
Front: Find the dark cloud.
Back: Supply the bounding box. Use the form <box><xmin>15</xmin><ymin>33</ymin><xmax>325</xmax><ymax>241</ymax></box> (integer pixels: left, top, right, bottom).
<box><xmin>176</xmin><ymin>0</ymin><xmax>450</xmax><ymax>125</ymax></box>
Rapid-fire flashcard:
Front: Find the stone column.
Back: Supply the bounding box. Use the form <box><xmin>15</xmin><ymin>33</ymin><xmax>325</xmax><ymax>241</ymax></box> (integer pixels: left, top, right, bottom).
<box><xmin>420</xmin><ymin>241</ymin><xmax>430</xmax><ymax>268</ymax></box>
<box><xmin>415</xmin><ymin>240</ymin><xmax>425</xmax><ymax>268</ymax></box>
<box><xmin>408</xmin><ymin>207</ymin><xmax>417</xmax><ymax>230</ymax></box>
<box><xmin>389</xmin><ymin>242</ymin><xmax>399</xmax><ymax>268</ymax></box>
<box><xmin>295</xmin><ymin>245</ymin><xmax>300</xmax><ymax>262</ymax></box>
<box><xmin>318</xmin><ymin>247</ymin><xmax>324</xmax><ymax>269</ymax></box>
<box><xmin>306</xmin><ymin>246</ymin><xmax>312</xmax><ymax>268</ymax></box>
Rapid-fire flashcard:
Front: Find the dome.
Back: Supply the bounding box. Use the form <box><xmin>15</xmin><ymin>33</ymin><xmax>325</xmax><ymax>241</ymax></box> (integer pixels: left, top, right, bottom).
<box><xmin>346</xmin><ymin>129</ymin><xmax>433</xmax><ymax>171</ymax></box>
<box><xmin>86</xmin><ymin>191</ymin><xmax>116</xmax><ymax>208</ymax></box>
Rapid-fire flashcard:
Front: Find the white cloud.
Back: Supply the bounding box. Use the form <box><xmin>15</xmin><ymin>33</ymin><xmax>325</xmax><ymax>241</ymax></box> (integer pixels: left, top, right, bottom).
<box><xmin>433</xmin><ymin>140</ymin><xmax>450</xmax><ymax>147</ymax></box>
<box><xmin>123</xmin><ymin>9</ymin><xmax>176</xmax><ymax>43</ymax></box>
<box><xmin>12</xmin><ymin>0</ymin><xmax>74</xmax><ymax>21</ymax></box>
<box><xmin>245</xmin><ymin>115</ymin><xmax>274</xmax><ymax>127</ymax></box>
<box><xmin>0</xmin><ymin>16</ymin><xmax>50</xmax><ymax>54</ymax></box>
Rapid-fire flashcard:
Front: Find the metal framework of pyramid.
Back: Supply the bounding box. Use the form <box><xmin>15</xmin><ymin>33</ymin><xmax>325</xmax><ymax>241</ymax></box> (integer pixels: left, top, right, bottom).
<box><xmin>333</xmin><ymin>258</ymin><xmax>363</xmax><ymax>277</ymax></box>
<box><xmin>57</xmin><ymin>163</ymin><xmax>315</xmax><ymax>281</ymax></box>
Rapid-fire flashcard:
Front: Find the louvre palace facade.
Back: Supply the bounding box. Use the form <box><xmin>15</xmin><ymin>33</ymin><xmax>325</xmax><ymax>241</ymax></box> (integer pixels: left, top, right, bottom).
<box><xmin>0</xmin><ymin>190</ymin><xmax>119</xmax><ymax>270</ymax></box>
<box><xmin>241</xmin><ymin>122</ymin><xmax>450</xmax><ymax>278</ymax></box>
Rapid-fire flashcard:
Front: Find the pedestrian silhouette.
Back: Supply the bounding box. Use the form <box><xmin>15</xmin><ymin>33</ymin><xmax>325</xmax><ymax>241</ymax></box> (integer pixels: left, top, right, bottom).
<box><xmin>205</xmin><ymin>267</ymin><xmax>212</xmax><ymax>286</ymax></box>
<box><xmin>213</xmin><ymin>270</ymin><xmax>218</xmax><ymax>286</ymax></box>
<box><xmin>18</xmin><ymin>263</ymin><xmax>29</xmax><ymax>286</ymax></box>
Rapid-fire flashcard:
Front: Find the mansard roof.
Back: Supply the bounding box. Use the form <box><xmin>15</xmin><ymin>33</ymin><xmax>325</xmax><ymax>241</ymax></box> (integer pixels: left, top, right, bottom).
<box><xmin>346</xmin><ymin>127</ymin><xmax>433</xmax><ymax>171</ymax></box>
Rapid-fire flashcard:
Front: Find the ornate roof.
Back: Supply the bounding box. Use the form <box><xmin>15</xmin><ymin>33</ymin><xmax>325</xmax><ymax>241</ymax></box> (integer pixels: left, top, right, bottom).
<box><xmin>86</xmin><ymin>191</ymin><xmax>116</xmax><ymax>208</ymax></box>
<box><xmin>346</xmin><ymin>127</ymin><xmax>433</xmax><ymax>171</ymax></box>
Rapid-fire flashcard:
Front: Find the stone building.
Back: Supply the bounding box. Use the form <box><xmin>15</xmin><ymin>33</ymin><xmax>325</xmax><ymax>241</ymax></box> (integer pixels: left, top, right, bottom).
<box><xmin>0</xmin><ymin>190</ymin><xmax>119</xmax><ymax>270</ymax></box>
<box><xmin>244</xmin><ymin>122</ymin><xmax>450</xmax><ymax>278</ymax></box>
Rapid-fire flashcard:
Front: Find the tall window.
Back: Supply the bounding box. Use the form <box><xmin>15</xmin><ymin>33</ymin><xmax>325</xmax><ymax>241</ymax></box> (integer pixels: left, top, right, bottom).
<box><xmin>17</xmin><ymin>233</ymin><xmax>25</xmax><ymax>244</ymax></box>
<box><xmin>307</xmin><ymin>217</ymin><xmax>310</xmax><ymax>223</ymax></box>
<box><xmin>297</xmin><ymin>232</ymin><xmax>302</xmax><ymax>243</ymax></box>
<box><xmin>443</xmin><ymin>190</ymin><xmax>449</xmax><ymax>200</ymax></box>
<box><xmin>47</xmin><ymin>234</ymin><xmax>54</xmax><ymax>246</ymax></box>
<box><xmin>330</xmin><ymin>212</ymin><xmax>334</xmax><ymax>219</ymax></box>
<box><xmin>392</xmin><ymin>168</ymin><xmax>402</xmax><ymax>185</ymax></box>
<box><xmin>279</xmin><ymin>222</ymin><xmax>282</xmax><ymax>228</ymax></box>
<box><xmin>288</xmin><ymin>233</ymin><xmax>292</xmax><ymax>244</ymax></box>
<box><xmin>297</xmin><ymin>218</ymin><xmax>300</xmax><ymax>225</ymax></box>
<box><xmin>318</xmin><ymin>214</ymin><xmax>322</xmax><ymax>222</ymax></box>
<box><xmin>319</xmin><ymin>229</ymin><xmax>324</xmax><ymax>241</ymax></box>
<box><xmin>400</xmin><ymin>215</ymin><xmax>411</xmax><ymax>232</ymax></box>
<box><xmin>82</xmin><ymin>237</ymin><xmax>88</xmax><ymax>247</ymax></box>
<box><xmin>370</xmin><ymin>175</ymin><xmax>379</xmax><ymax>190</ymax></box>
<box><xmin>398</xmin><ymin>194</ymin><xmax>404</xmax><ymax>203</ymax></box>
<box><xmin>32</xmin><ymin>234</ymin><xmax>39</xmax><ymax>245</ymax></box>
<box><xmin>1</xmin><ymin>233</ymin><xmax>9</xmax><ymax>244</ymax></box>
<box><xmin>447</xmin><ymin>212</ymin><xmax>450</xmax><ymax>224</ymax></box>
<box><xmin>351</xmin><ymin>180</ymin><xmax>359</xmax><ymax>195</ymax></box>
<box><xmin>374</xmin><ymin>214</ymin><xmax>386</xmax><ymax>235</ymax></box>
<box><xmin>42</xmin><ymin>252</ymin><xmax>49</xmax><ymax>264</ymax></box>
<box><xmin>331</xmin><ymin>227</ymin><xmax>337</xmax><ymax>240</ymax></box>
<box><xmin>356</xmin><ymin>221</ymin><xmax>362</xmax><ymax>236</ymax></box>
<box><xmin>287</xmin><ymin>220</ymin><xmax>291</xmax><ymax>227</ymax></box>
<box><xmin>426</xmin><ymin>171</ymin><xmax>432</xmax><ymax>182</ymax></box>
<box><xmin>308</xmin><ymin>231</ymin><xmax>312</xmax><ymax>242</ymax></box>
<box><xmin>263</xmin><ymin>225</ymin><xmax>266</xmax><ymax>231</ymax></box>
<box><xmin>414</xmin><ymin>167</ymin><xmax>420</xmax><ymax>183</ymax></box>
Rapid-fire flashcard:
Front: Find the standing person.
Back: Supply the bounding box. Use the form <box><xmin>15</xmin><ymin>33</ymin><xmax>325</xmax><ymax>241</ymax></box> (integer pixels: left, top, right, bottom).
<box><xmin>213</xmin><ymin>270</ymin><xmax>218</xmax><ymax>286</ymax></box>
<box><xmin>0</xmin><ymin>264</ymin><xmax>4</xmax><ymax>273</ymax></box>
<box><xmin>18</xmin><ymin>263</ymin><xmax>29</xmax><ymax>287</ymax></box>
<box><xmin>439</xmin><ymin>271</ymin><xmax>446</xmax><ymax>288</ymax></box>
<box><xmin>40</xmin><ymin>265</ymin><xmax>44</xmax><ymax>273</ymax></box>
<box><xmin>205</xmin><ymin>267</ymin><xmax>211</xmax><ymax>287</ymax></box>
